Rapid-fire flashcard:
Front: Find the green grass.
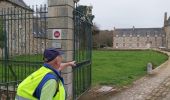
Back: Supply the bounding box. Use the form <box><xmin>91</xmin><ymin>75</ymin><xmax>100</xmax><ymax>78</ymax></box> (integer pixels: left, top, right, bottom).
<box><xmin>0</xmin><ymin>50</ymin><xmax>168</xmax><ymax>87</ymax></box>
<box><xmin>0</xmin><ymin>54</ymin><xmax>43</xmax><ymax>82</ymax></box>
<box><xmin>12</xmin><ymin>54</ymin><xmax>43</xmax><ymax>62</ymax></box>
<box><xmin>92</xmin><ymin>50</ymin><xmax>168</xmax><ymax>87</ymax></box>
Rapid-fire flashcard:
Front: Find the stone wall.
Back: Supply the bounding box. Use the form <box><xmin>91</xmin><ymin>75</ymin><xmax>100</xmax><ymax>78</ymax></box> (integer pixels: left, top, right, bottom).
<box><xmin>0</xmin><ymin>1</ymin><xmax>47</xmax><ymax>57</ymax></box>
<box><xmin>165</xmin><ymin>26</ymin><xmax>170</xmax><ymax>49</ymax></box>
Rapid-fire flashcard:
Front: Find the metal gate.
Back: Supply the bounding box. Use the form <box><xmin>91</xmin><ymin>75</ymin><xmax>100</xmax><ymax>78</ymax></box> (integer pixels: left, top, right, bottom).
<box><xmin>0</xmin><ymin>3</ymin><xmax>94</xmax><ymax>100</ymax></box>
<box><xmin>0</xmin><ymin>5</ymin><xmax>48</xmax><ymax>99</ymax></box>
<box><xmin>73</xmin><ymin>4</ymin><xmax>94</xmax><ymax>99</ymax></box>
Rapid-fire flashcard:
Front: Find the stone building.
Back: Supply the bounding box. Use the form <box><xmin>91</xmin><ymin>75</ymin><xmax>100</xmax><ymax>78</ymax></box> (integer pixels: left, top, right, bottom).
<box><xmin>164</xmin><ymin>12</ymin><xmax>170</xmax><ymax>49</ymax></box>
<box><xmin>113</xmin><ymin>27</ymin><xmax>165</xmax><ymax>49</ymax></box>
<box><xmin>113</xmin><ymin>13</ymin><xmax>170</xmax><ymax>49</ymax></box>
<box><xmin>0</xmin><ymin>0</ymin><xmax>34</xmax><ymax>56</ymax></box>
<box><xmin>0</xmin><ymin>0</ymin><xmax>29</xmax><ymax>9</ymax></box>
<box><xmin>0</xmin><ymin>0</ymin><xmax>47</xmax><ymax>57</ymax></box>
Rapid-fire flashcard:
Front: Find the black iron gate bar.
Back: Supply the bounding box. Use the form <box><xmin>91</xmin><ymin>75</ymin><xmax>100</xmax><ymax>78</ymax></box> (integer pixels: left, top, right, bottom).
<box><xmin>0</xmin><ymin>3</ymin><xmax>93</xmax><ymax>100</ymax></box>
<box><xmin>0</xmin><ymin>5</ymin><xmax>48</xmax><ymax>99</ymax></box>
<box><xmin>73</xmin><ymin>3</ymin><xmax>93</xmax><ymax>99</ymax></box>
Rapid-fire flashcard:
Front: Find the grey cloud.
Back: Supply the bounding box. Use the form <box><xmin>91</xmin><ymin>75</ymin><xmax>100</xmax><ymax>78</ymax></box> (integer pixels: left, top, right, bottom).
<box><xmin>24</xmin><ymin>0</ymin><xmax>170</xmax><ymax>30</ymax></box>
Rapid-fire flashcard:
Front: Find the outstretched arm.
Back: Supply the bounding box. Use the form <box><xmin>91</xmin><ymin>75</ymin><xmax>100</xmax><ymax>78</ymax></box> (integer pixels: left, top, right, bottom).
<box><xmin>58</xmin><ymin>61</ymin><xmax>76</xmax><ymax>71</ymax></box>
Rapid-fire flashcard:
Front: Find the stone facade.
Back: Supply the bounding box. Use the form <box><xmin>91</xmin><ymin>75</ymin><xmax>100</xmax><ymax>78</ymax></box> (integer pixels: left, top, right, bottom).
<box><xmin>164</xmin><ymin>12</ymin><xmax>170</xmax><ymax>49</ymax></box>
<box><xmin>113</xmin><ymin>13</ymin><xmax>170</xmax><ymax>49</ymax></box>
<box><xmin>113</xmin><ymin>28</ymin><xmax>165</xmax><ymax>49</ymax></box>
<box><xmin>0</xmin><ymin>0</ymin><xmax>48</xmax><ymax>57</ymax></box>
<box><xmin>0</xmin><ymin>0</ymin><xmax>33</xmax><ymax>56</ymax></box>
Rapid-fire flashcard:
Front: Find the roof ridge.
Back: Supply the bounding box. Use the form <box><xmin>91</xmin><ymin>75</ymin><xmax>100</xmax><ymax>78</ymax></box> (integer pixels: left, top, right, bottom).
<box><xmin>7</xmin><ymin>0</ymin><xmax>29</xmax><ymax>8</ymax></box>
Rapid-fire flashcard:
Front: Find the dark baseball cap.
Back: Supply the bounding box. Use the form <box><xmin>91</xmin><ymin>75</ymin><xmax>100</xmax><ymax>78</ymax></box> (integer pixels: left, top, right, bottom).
<box><xmin>43</xmin><ymin>48</ymin><xmax>64</xmax><ymax>62</ymax></box>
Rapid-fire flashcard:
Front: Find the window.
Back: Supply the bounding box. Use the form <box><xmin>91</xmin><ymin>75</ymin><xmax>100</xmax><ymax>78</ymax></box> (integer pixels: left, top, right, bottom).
<box><xmin>123</xmin><ymin>43</ymin><xmax>125</xmax><ymax>47</ymax></box>
<box><xmin>137</xmin><ymin>43</ymin><xmax>139</xmax><ymax>47</ymax></box>
<box><xmin>155</xmin><ymin>37</ymin><xmax>157</xmax><ymax>46</ymax></box>
<box><xmin>116</xmin><ymin>43</ymin><xmax>118</xmax><ymax>46</ymax></box>
<box><xmin>137</xmin><ymin>37</ymin><xmax>139</xmax><ymax>41</ymax></box>
<box><xmin>155</xmin><ymin>37</ymin><xmax>157</xmax><ymax>41</ymax></box>
<box><xmin>147</xmin><ymin>37</ymin><xmax>149</xmax><ymax>41</ymax></box>
<box><xmin>123</xmin><ymin>37</ymin><xmax>125</xmax><ymax>42</ymax></box>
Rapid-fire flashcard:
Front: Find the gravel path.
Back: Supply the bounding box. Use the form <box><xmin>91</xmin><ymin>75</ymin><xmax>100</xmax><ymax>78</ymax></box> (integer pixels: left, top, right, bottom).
<box><xmin>109</xmin><ymin>51</ymin><xmax>170</xmax><ymax>100</ymax></box>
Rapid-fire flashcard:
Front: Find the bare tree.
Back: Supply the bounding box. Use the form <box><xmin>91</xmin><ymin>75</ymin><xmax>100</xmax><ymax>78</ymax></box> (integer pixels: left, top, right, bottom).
<box><xmin>92</xmin><ymin>23</ymin><xmax>100</xmax><ymax>49</ymax></box>
<box><xmin>92</xmin><ymin>23</ymin><xmax>100</xmax><ymax>35</ymax></box>
<box><xmin>93</xmin><ymin>30</ymin><xmax>113</xmax><ymax>48</ymax></box>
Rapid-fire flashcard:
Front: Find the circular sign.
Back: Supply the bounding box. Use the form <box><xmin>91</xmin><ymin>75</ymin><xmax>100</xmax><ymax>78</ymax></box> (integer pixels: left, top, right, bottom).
<box><xmin>54</xmin><ymin>31</ymin><xmax>60</xmax><ymax>38</ymax></box>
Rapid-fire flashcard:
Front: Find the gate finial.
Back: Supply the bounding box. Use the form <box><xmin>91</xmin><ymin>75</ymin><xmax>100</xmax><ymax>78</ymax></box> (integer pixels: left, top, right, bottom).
<box><xmin>73</xmin><ymin>0</ymin><xmax>80</xmax><ymax>3</ymax></box>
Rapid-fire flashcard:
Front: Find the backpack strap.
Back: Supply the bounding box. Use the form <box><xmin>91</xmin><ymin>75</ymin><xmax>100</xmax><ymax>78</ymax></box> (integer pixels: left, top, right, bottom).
<box><xmin>33</xmin><ymin>73</ymin><xmax>59</xmax><ymax>99</ymax></box>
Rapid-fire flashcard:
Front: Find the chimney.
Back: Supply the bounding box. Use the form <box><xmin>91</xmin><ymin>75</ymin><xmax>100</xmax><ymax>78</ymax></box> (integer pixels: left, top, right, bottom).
<box><xmin>114</xmin><ymin>27</ymin><xmax>116</xmax><ymax>31</ymax></box>
<box><xmin>164</xmin><ymin>12</ymin><xmax>168</xmax><ymax>26</ymax></box>
<box><xmin>133</xmin><ymin>26</ymin><xmax>135</xmax><ymax>30</ymax></box>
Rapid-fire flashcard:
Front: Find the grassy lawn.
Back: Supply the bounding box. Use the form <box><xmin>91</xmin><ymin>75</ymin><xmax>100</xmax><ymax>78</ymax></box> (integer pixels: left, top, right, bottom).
<box><xmin>92</xmin><ymin>50</ymin><xmax>168</xmax><ymax>87</ymax></box>
<box><xmin>0</xmin><ymin>50</ymin><xmax>168</xmax><ymax>88</ymax></box>
<box><xmin>12</xmin><ymin>54</ymin><xmax>43</xmax><ymax>62</ymax></box>
<box><xmin>0</xmin><ymin>54</ymin><xmax>43</xmax><ymax>82</ymax></box>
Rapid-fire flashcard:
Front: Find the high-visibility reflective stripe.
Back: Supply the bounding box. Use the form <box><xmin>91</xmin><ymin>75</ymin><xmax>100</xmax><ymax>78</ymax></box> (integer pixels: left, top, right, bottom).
<box><xmin>15</xmin><ymin>95</ymin><xmax>30</xmax><ymax>100</ymax></box>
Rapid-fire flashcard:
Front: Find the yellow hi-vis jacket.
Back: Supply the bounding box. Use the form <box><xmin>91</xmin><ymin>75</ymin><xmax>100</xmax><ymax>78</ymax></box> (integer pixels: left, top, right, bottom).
<box><xmin>15</xmin><ymin>64</ymin><xmax>66</xmax><ymax>100</ymax></box>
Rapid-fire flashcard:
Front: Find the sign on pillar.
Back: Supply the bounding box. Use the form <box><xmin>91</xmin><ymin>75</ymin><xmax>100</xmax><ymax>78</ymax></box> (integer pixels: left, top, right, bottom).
<box><xmin>53</xmin><ymin>29</ymin><xmax>62</xmax><ymax>39</ymax></box>
<box><xmin>52</xmin><ymin>29</ymin><xmax>62</xmax><ymax>49</ymax></box>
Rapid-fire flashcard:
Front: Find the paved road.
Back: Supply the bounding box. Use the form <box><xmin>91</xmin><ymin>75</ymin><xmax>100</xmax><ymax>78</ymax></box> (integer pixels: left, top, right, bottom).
<box><xmin>109</xmin><ymin>51</ymin><xmax>170</xmax><ymax>100</ymax></box>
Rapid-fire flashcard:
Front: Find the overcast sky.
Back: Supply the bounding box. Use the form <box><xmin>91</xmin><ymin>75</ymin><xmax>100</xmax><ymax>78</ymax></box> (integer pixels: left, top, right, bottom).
<box><xmin>24</xmin><ymin>0</ymin><xmax>170</xmax><ymax>30</ymax></box>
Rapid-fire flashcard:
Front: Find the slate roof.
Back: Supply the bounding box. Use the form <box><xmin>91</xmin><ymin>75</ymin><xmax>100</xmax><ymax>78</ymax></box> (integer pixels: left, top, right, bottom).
<box><xmin>9</xmin><ymin>0</ymin><xmax>27</xmax><ymax>7</ymax></box>
<box><xmin>114</xmin><ymin>28</ymin><xmax>165</xmax><ymax>37</ymax></box>
<box><xmin>1</xmin><ymin>0</ymin><xmax>31</xmax><ymax>10</ymax></box>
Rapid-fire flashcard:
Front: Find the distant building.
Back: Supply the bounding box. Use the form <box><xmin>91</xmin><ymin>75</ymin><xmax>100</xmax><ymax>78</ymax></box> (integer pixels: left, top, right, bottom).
<box><xmin>164</xmin><ymin>12</ymin><xmax>170</xmax><ymax>49</ymax></box>
<box><xmin>113</xmin><ymin>28</ymin><xmax>165</xmax><ymax>49</ymax></box>
<box><xmin>113</xmin><ymin>13</ymin><xmax>170</xmax><ymax>50</ymax></box>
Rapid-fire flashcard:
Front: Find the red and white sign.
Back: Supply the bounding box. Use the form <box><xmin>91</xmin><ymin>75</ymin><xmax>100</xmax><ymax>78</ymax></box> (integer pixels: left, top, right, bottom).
<box><xmin>53</xmin><ymin>29</ymin><xmax>62</xmax><ymax>39</ymax></box>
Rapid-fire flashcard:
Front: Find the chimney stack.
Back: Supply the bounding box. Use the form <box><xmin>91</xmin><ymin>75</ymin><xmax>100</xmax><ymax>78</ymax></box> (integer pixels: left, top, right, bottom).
<box><xmin>114</xmin><ymin>27</ymin><xmax>116</xmax><ymax>31</ymax></box>
<box><xmin>164</xmin><ymin>12</ymin><xmax>168</xmax><ymax>26</ymax></box>
<box><xmin>133</xmin><ymin>26</ymin><xmax>135</xmax><ymax>30</ymax></box>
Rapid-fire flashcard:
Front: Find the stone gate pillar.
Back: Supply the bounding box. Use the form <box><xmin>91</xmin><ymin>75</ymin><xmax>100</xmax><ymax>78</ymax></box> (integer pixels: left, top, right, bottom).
<box><xmin>48</xmin><ymin>0</ymin><xmax>75</xmax><ymax>99</ymax></box>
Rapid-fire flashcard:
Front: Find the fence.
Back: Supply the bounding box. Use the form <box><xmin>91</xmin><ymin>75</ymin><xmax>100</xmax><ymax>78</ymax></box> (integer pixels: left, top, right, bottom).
<box><xmin>0</xmin><ymin>5</ymin><xmax>48</xmax><ymax>99</ymax></box>
<box><xmin>0</xmin><ymin>3</ymin><xmax>93</xmax><ymax>100</ymax></box>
